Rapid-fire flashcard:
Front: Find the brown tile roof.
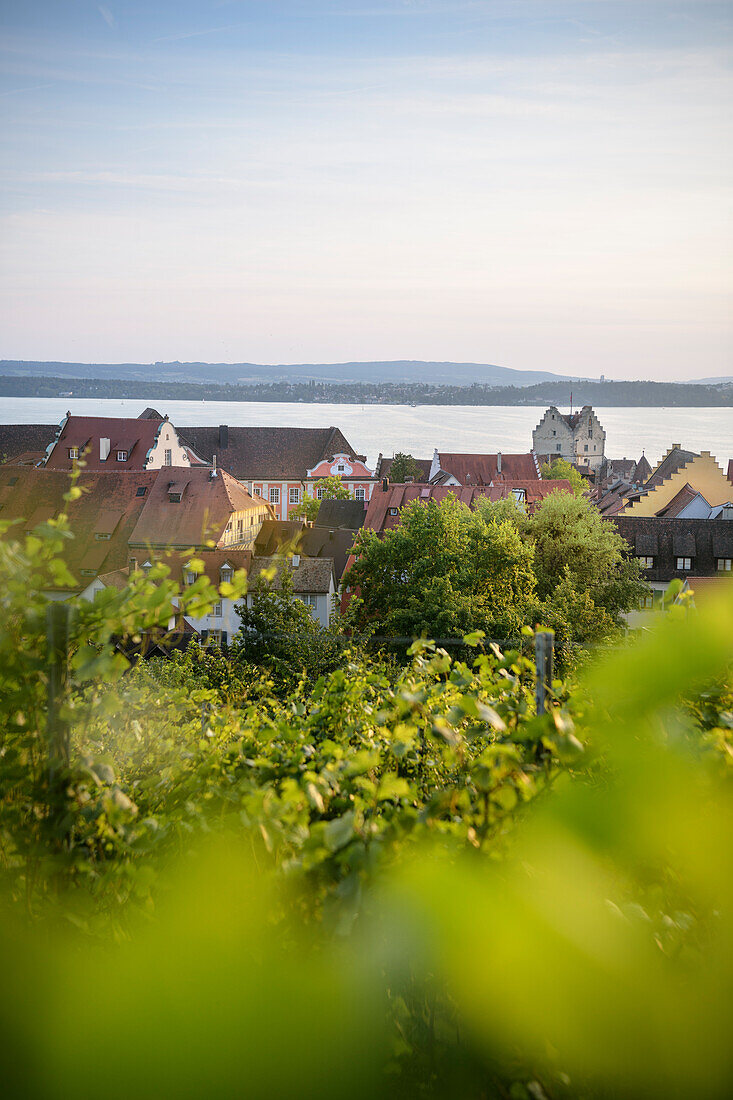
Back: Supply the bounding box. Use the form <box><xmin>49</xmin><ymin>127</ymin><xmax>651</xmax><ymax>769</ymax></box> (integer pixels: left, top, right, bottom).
<box><xmin>0</xmin><ymin>466</ymin><xmax>158</xmax><ymax>584</ymax></box>
<box><xmin>144</xmin><ymin>548</ymin><xmax>252</xmax><ymax>587</ymax></box>
<box><xmin>250</xmin><ymin>555</ymin><xmax>334</xmax><ymax>594</ymax></box>
<box><xmin>177</xmin><ymin>425</ymin><xmax>360</xmax><ymax>480</ymax></box>
<box><xmin>363</xmin><ymin>479</ymin><xmax>570</xmax><ymax>535</ymax></box>
<box><xmin>129</xmin><ymin>468</ymin><xmax>271</xmax><ymax>549</ymax></box>
<box><xmin>655</xmin><ymin>483</ymin><xmax>700</xmax><ymax>518</ymax></box>
<box><xmin>435</xmin><ymin>452</ymin><xmax>539</xmax><ymax>484</ymax></box>
<box><xmin>314</xmin><ymin>498</ymin><xmax>366</xmax><ymax>529</ymax></box>
<box><xmin>254</xmin><ymin>519</ymin><xmax>305</xmax><ymax>555</ymax></box>
<box><xmin>645</xmin><ymin>446</ymin><xmax>698</xmax><ymax>489</ymax></box>
<box><xmin>0</xmin><ymin>424</ymin><xmax>57</xmax><ymax>464</ymax></box>
<box><xmin>254</xmin><ymin>519</ymin><xmax>359</xmax><ymax>580</ymax></box>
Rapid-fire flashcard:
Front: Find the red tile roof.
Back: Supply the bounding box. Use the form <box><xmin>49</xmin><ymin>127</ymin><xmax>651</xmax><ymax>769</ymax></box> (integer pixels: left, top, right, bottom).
<box><xmin>363</xmin><ymin>480</ymin><xmax>571</xmax><ymax>535</ymax></box>
<box><xmin>435</xmin><ymin>452</ymin><xmax>539</xmax><ymax>484</ymax></box>
<box><xmin>655</xmin><ymin>483</ymin><xmax>702</xmax><ymax>518</ymax></box>
<box><xmin>43</xmin><ymin>415</ymin><xmax>171</xmax><ymax>471</ymax></box>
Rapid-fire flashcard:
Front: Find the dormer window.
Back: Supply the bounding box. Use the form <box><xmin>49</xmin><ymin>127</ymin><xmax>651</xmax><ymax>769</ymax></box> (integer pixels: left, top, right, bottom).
<box><xmin>511</xmin><ymin>488</ymin><xmax>526</xmax><ymax>503</ymax></box>
<box><xmin>142</xmin><ymin>561</ymin><xmax>152</xmax><ymax>575</ymax></box>
<box><xmin>388</xmin><ymin>507</ymin><xmax>399</xmax><ymax>516</ymax></box>
<box><xmin>220</xmin><ymin>565</ymin><xmax>233</xmax><ymax>584</ymax></box>
<box><xmin>68</xmin><ymin>447</ymin><xmax>79</xmax><ymax>460</ymax></box>
<box><xmin>717</xmin><ymin>558</ymin><xmax>732</xmax><ymax>572</ymax></box>
<box><xmin>136</xmin><ymin>486</ymin><xmax>147</xmax><ymax>497</ymax></box>
<box><xmin>117</xmin><ymin>450</ymin><xmax>128</xmax><ymax>462</ymax></box>
<box><xmin>184</xmin><ymin>570</ymin><xmax>196</xmax><ymax>585</ymax></box>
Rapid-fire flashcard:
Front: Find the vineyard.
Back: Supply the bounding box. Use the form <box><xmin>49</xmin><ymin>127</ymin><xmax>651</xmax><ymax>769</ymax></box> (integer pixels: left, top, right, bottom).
<box><xmin>1</xmin><ymin>512</ymin><xmax>732</xmax><ymax>1098</ymax></box>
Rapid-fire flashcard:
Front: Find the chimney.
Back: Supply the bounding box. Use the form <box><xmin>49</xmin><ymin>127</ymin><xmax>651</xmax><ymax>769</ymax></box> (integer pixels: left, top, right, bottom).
<box><xmin>211</xmin><ymin>454</ymin><xmax>218</xmax><ymax>478</ymax></box>
<box><xmin>497</xmin><ymin>452</ymin><xmax>502</xmax><ymax>474</ymax></box>
<box><xmin>100</xmin><ymin>437</ymin><xmax>110</xmax><ymax>461</ymax></box>
<box><xmin>382</xmin><ymin>477</ymin><xmax>389</xmax><ymax>492</ymax></box>
<box><xmin>291</xmin><ymin>553</ymin><xmax>300</xmax><ymax>568</ymax></box>
<box><xmin>219</xmin><ymin>424</ymin><xmax>228</xmax><ymax>449</ymax></box>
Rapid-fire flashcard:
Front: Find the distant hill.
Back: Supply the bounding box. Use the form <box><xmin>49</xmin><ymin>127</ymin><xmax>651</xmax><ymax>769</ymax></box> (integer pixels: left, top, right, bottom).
<box><xmin>688</xmin><ymin>375</ymin><xmax>733</xmax><ymax>385</ymax></box>
<box><xmin>0</xmin><ymin>359</ymin><xmax>583</xmax><ymax>388</ymax></box>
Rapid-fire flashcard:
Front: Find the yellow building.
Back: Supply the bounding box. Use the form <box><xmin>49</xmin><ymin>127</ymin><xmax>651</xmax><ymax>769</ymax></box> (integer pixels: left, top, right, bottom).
<box><xmin>621</xmin><ymin>446</ymin><xmax>733</xmax><ymax>517</ymax></box>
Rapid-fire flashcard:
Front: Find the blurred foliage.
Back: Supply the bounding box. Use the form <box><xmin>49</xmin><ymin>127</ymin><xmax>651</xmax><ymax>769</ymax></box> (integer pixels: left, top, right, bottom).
<box><xmin>540</xmin><ymin>456</ymin><xmax>587</xmax><ymax>496</ymax></box>
<box><xmin>1</xmin><ymin>508</ymin><xmax>732</xmax><ymax>1098</ymax></box>
<box><xmin>291</xmin><ymin>475</ymin><xmax>352</xmax><ymax>522</ymax></box>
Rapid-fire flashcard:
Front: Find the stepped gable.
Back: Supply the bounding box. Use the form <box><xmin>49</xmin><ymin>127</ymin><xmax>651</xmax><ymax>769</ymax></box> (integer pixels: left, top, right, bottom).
<box><xmin>644</xmin><ymin>445</ymin><xmax>698</xmax><ymax>490</ymax></box>
<box><xmin>435</xmin><ymin>452</ymin><xmax>539</xmax><ymax>484</ymax></box>
<box><xmin>0</xmin><ymin>424</ymin><xmax>57</xmax><ymax>464</ymax></box>
<box><xmin>0</xmin><ymin>466</ymin><xmax>158</xmax><ymax>583</ymax></box>
<box><xmin>129</xmin><ymin>468</ymin><xmax>267</xmax><ymax>550</ymax></box>
<box><xmin>177</xmin><ymin>425</ymin><xmax>359</xmax><ymax>480</ymax></box>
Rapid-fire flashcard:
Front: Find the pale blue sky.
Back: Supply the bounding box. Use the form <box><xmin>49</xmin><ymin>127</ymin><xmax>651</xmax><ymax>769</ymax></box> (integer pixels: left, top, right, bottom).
<box><xmin>1</xmin><ymin>1</ymin><xmax>731</xmax><ymax>378</ymax></box>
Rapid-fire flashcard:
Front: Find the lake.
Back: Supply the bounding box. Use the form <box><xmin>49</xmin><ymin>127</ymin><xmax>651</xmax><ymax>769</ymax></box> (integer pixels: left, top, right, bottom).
<box><xmin>1</xmin><ymin>397</ymin><xmax>731</xmax><ymax>470</ymax></box>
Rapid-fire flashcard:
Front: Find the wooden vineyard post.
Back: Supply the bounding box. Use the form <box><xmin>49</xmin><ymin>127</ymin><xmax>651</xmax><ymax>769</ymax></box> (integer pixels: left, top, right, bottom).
<box><xmin>534</xmin><ymin>630</ymin><xmax>554</xmax><ymax>717</ymax></box>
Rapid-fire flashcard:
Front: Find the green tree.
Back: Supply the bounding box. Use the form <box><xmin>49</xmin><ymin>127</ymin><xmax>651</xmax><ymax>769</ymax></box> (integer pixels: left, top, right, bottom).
<box><xmin>540</xmin><ymin>456</ymin><xmax>586</xmax><ymax>496</ymax></box>
<box><xmin>527</xmin><ymin>490</ymin><xmax>648</xmax><ymax>629</ymax></box>
<box><xmin>291</xmin><ymin>475</ymin><xmax>351</xmax><ymax>522</ymax></box>
<box><xmin>389</xmin><ymin>453</ymin><xmax>422</xmax><ymax>482</ymax></box>
<box><xmin>345</xmin><ymin>494</ymin><xmax>536</xmax><ymax>642</ymax></box>
<box><xmin>235</xmin><ymin>559</ymin><xmax>342</xmax><ymax>689</ymax></box>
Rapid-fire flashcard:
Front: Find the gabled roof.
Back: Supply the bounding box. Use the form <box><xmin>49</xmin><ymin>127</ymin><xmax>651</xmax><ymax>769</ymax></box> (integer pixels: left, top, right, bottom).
<box><xmin>250</xmin><ymin>555</ymin><xmax>334</xmax><ymax>594</ymax></box>
<box><xmin>177</xmin><ymin>425</ymin><xmax>359</xmax><ymax>480</ymax></box>
<box><xmin>363</xmin><ymin>479</ymin><xmax>571</xmax><ymax>535</ymax></box>
<box><xmin>43</xmin><ymin>414</ymin><xmax>172</xmax><ymax>471</ymax></box>
<box><xmin>0</xmin><ymin>466</ymin><xmax>158</xmax><ymax>583</ymax></box>
<box><xmin>655</xmin><ymin>483</ymin><xmax>701</xmax><ymax>518</ymax></box>
<box><xmin>435</xmin><ymin>452</ymin><xmax>539</xmax><ymax>485</ymax></box>
<box><xmin>634</xmin><ymin>454</ymin><xmax>653</xmax><ymax>483</ymax></box>
<box><xmin>645</xmin><ymin>446</ymin><xmax>698</xmax><ymax>489</ymax></box>
<box><xmin>314</xmin><ymin>498</ymin><xmax>366</xmax><ymax>530</ymax></box>
<box><xmin>0</xmin><ymin>424</ymin><xmax>57</xmax><ymax>464</ymax></box>
<box><xmin>129</xmin><ymin>468</ymin><xmax>269</xmax><ymax>549</ymax></box>
<box><xmin>254</xmin><ymin>520</ymin><xmax>305</xmax><ymax>556</ymax></box>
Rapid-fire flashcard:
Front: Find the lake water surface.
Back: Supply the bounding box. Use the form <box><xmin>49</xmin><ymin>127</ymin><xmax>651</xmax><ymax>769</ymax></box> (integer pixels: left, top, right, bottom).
<box><xmin>2</xmin><ymin>398</ymin><xmax>731</xmax><ymax>470</ymax></box>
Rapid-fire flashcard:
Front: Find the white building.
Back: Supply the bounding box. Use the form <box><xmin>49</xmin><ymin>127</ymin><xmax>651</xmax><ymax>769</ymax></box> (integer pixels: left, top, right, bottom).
<box><xmin>532</xmin><ymin>405</ymin><xmax>606</xmax><ymax>471</ymax></box>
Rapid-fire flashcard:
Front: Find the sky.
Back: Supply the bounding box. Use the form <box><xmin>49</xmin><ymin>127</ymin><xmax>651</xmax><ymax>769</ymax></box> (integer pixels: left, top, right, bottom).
<box><xmin>0</xmin><ymin>1</ymin><xmax>731</xmax><ymax>380</ymax></box>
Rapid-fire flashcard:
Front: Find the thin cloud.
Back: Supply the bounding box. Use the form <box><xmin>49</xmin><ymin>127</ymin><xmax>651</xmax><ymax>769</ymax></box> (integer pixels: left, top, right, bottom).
<box><xmin>97</xmin><ymin>6</ymin><xmax>117</xmax><ymax>31</ymax></box>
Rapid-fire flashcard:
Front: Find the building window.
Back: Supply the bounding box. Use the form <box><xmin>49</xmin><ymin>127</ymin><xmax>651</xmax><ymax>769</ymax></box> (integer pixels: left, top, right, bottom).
<box><xmin>354</xmin><ymin>487</ymin><xmax>365</xmax><ymax>501</ymax></box>
<box><xmin>552</xmin><ymin>430</ymin><xmax>556</xmax><ymax>437</ymax></box>
<box><xmin>337</xmin><ymin>464</ymin><xmax>345</xmax><ymax>472</ymax></box>
<box><xmin>136</xmin><ymin>486</ymin><xmax>147</xmax><ymax>497</ymax></box>
<box><xmin>388</xmin><ymin>507</ymin><xmax>399</xmax><ymax>516</ymax></box>
<box><xmin>254</xmin><ymin>484</ymin><xmax>262</xmax><ymax>497</ymax></box>
<box><xmin>511</xmin><ymin>488</ymin><xmax>526</xmax><ymax>503</ymax></box>
<box><xmin>117</xmin><ymin>450</ymin><xmax>128</xmax><ymax>461</ymax></box>
<box><xmin>588</xmin><ymin>430</ymin><xmax>593</xmax><ymax>438</ymax></box>
<box><xmin>298</xmin><ymin>594</ymin><xmax>317</xmax><ymax>608</ymax></box>
<box><xmin>584</xmin><ymin>444</ymin><xmax>588</xmax><ymax>452</ymax></box>
<box><xmin>289</xmin><ymin>487</ymin><xmax>300</xmax><ymax>504</ymax></box>
<box><xmin>129</xmin><ymin>557</ymin><xmax>137</xmax><ymax>572</ymax></box>
<box><xmin>676</xmin><ymin>557</ymin><xmax>692</xmax><ymax>571</ymax></box>
<box><xmin>237</xmin><ymin>518</ymin><xmax>243</xmax><ymax>536</ymax></box>
<box><xmin>640</xmin><ymin>594</ymin><xmax>654</xmax><ymax>610</ymax></box>
<box><xmin>164</xmin><ymin>449</ymin><xmax>172</xmax><ymax>466</ymax></box>
<box><xmin>717</xmin><ymin>558</ymin><xmax>732</xmax><ymax>572</ymax></box>
<box><xmin>636</xmin><ymin>556</ymin><xmax>654</xmax><ymax>569</ymax></box>
<box><xmin>184</xmin><ymin>570</ymin><xmax>196</xmax><ymax>585</ymax></box>
<box><xmin>80</xmin><ymin>569</ymin><xmax>97</xmax><ymax>577</ymax></box>
<box><xmin>556</xmin><ymin>444</ymin><xmax>561</xmax><ymax>452</ymax></box>
<box><xmin>269</xmin><ymin>487</ymin><xmax>280</xmax><ymax>504</ymax></box>
<box><xmin>68</xmin><ymin>447</ymin><xmax>79</xmax><ymax>459</ymax></box>
<box><xmin>207</xmin><ymin>629</ymin><xmax>222</xmax><ymax>647</ymax></box>
<box><xmin>94</xmin><ymin>533</ymin><xmax>111</xmax><ymax>541</ymax></box>
<box><xmin>220</xmin><ymin>566</ymin><xmax>233</xmax><ymax>584</ymax></box>
<box><xmin>212</xmin><ymin>601</ymin><xmax>222</xmax><ymax>617</ymax></box>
